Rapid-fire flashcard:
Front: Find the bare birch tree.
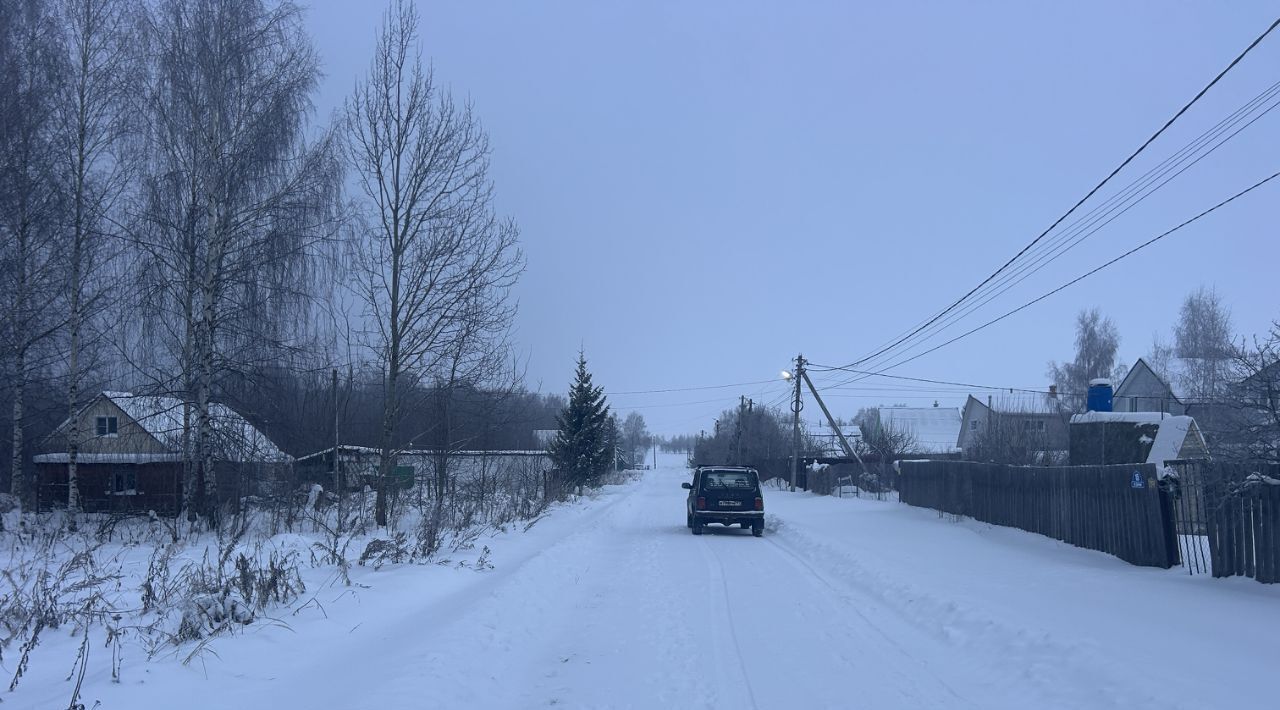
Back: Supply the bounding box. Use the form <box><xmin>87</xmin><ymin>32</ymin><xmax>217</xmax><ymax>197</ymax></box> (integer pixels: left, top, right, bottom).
<box><xmin>0</xmin><ymin>0</ymin><xmax>68</xmax><ymax>504</ymax></box>
<box><xmin>620</xmin><ymin>412</ymin><xmax>650</xmax><ymax>467</ymax></box>
<box><xmin>131</xmin><ymin>0</ymin><xmax>338</xmax><ymax>524</ymax></box>
<box><xmin>1216</xmin><ymin>323</ymin><xmax>1280</xmax><ymax>463</ymax></box>
<box><xmin>345</xmin><ymin>0</ymin><xmax>522</xmax><ymax>527</ymax></box>
<box><xmin>1174</xmin><ymin>286</ymin><xmax>1235</xmax><ymax>402</ymax></box>
<box><xmin>1146</xmin><ymin>333</ymin><xmax>1176</xmax><ymax>385</ymax></box>
<box><xmin>862</xmin><ymin>418</ymin><xmax>919</xmax><ymax>460</ymax></box>
<box><xmin>55</xmin><ymin>0</ymin><xmax>135</xmax><ymax>514</ymax></box>
<box><xmin>1048</xmin><ymin>307</ymin><xmax>1123</xmax><ymax>411</ymax></box>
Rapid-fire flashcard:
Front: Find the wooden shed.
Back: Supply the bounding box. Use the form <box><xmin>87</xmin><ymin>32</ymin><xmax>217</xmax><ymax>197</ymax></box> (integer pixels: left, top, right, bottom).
<box><xmin>1069</xmin><ymin>411</ymin><xmax>1209</xmax><ymax>467</ymax></box>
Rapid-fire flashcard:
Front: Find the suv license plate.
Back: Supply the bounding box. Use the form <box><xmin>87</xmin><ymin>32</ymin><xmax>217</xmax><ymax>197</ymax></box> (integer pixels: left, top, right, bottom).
<box><xmin>720</xmin><ymin>500</ymin><xmax>741</xmax><ymax>507</ymax></box>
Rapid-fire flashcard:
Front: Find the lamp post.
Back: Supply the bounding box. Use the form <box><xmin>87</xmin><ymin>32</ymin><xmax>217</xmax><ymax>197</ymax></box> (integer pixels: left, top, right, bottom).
<box><xmin>782</xmin><ymin>356</ymin><xmax>804</xmax><ymax>492</ymax></box>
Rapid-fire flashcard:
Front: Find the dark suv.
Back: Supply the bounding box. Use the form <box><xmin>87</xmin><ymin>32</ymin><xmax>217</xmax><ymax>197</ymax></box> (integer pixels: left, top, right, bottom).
<box><xmin>682</xmin><ymin>466</ymin><xmax>764</xmax><ymax>536</ymax></box>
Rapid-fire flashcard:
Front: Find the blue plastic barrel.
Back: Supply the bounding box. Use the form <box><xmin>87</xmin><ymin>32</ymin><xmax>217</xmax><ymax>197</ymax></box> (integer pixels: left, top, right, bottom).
<box><xmin>1086</xmin><ymin>379</ymin><xmax>1113</xmax><ymax>412</ymax></box>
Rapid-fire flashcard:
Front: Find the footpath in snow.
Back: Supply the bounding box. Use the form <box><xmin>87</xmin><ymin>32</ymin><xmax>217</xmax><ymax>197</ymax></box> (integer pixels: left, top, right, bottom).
<box><xmin>12</xmin><ymin>452</ymin><xmax>1280</xmax><ymax>709</ymax></box>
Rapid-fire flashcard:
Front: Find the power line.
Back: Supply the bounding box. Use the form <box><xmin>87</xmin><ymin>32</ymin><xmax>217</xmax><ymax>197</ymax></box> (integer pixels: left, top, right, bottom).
<box><xmin>851</xmin><ymin>169</ymin><xmax>1280</xmax><ymax>378</ymax></box>
<box><xmin>850</xmin><ymin>82</ymin><xmax>1280</xmax><ymax>376</ymax></box>
<box><xmin>633</xmin><ymin>380</ymin><xmax>789</xmax><ymax>428</ymax></box>
<box><xmin>836</xmin><ymin>16</ymin><xmax>1280</xmax><ymax>373</ymax></box>
<box><xmin>808</xmin><ymin>365</ymin><xmax>1061</xmax><ymax>396</ymax></box>
<box><xmin>609</xmin><ymin>378</ymin><xmax>776</xmax><ymax>396</ymax></box>
<box><xmin>619</xmin><ymin>397</ymin><xmax>755</xmax><ymax>410</ymax></box>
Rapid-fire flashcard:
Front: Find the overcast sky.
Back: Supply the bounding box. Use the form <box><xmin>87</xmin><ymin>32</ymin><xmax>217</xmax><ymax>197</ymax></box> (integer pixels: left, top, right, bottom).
<box><xmin>306</xmin><ymin>1</ymin><xmax>1279</xmax><ymax>436</ymax></box>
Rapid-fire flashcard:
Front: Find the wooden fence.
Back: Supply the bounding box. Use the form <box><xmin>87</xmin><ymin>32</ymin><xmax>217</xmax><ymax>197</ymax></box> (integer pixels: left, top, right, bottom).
<box><xmin>1199</xmin><ymin>462</ymin><xmax>1280</xmax><ymax>583</ymax></box>
<box><xmin>899</xmin><ymin>460</ymin><xmax>1178</xmax><ymax>569</ymax></box>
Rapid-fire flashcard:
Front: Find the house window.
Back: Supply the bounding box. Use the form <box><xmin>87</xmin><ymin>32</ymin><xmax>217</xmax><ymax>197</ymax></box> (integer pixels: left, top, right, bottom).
<box><xmin>112</xmin><ymin>470</ymin><xmax>137</xmax><ymax>494</ymax></box>
<box><xmin>1023</xmin><ymin>419</ymin><xmax>1046</xmax><ymax>433</ymax></box>
<box><xmin>969</xmin><ymin>419</ymin><xmax>981</xmax><ymax>431</ymax></box>
<box><xmin>96</xmin><ymin>416</ymin><xmax>118</xmax><ymax>437</ymax></box>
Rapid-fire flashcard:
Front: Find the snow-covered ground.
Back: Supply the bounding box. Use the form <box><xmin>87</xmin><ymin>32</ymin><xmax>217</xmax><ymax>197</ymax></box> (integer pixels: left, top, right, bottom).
<box><xmin>10</xmin><ymin>451</ymin><xmax>1280</xmax><ymax>709</ymax></box>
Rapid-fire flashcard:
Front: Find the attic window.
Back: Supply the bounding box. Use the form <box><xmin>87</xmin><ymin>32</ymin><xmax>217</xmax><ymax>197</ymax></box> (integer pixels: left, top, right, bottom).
<box><xmin>969</xmin><ymin>419</ymin><xmax>981</xmax><ymax>431</ymax></box>
<box><xmin>1023</xmin><ymin>419</ymin><xmax>1046</xmax><ymax>433</ymax></box>
<box><xmin>96</xmin><ymin>416</ymin><xmax>118</xmax><ymax>437</ymax></box>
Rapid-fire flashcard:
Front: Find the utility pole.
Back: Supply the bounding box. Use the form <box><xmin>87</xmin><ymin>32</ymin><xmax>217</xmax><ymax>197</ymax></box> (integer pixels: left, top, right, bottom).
<box><xmin>800</xmin><ymin>369</ymin><xmax>868</xmax><ymax>475</ymax></box>
<box><xmin>733</xmin><ymin>395</ymin><xmax>746</xmax><ymax>465</ymax></box>
<box><xmin>790</xmin><ymin>354</ymin><xmax>805</xmax><ymax>492</ymax></box>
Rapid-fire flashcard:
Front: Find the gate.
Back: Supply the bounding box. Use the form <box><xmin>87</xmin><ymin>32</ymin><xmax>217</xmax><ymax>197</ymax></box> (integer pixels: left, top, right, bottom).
<box><xmin>1164</xmin><ymin>460</ymin><xmax>1280</xmax><ymax>583</ymax></box>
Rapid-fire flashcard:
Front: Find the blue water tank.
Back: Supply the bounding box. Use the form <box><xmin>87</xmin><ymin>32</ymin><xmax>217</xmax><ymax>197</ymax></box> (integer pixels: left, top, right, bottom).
<box><xmin>1087</xmin><ymin>379</ymin><xmax>1113</xmax><ymax>412</ymax></box>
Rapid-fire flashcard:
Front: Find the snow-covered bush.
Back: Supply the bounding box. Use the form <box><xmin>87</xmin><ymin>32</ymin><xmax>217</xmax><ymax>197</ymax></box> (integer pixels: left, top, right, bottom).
<box><xmin>177</xmin><ymin>592</ymin><xmax>254</xmax><ymax>642</ymax></box>
<box><xmin>358</xmin><ymin>532</ymin><xmax>411</xmax><ymax>569</ymax></box>
<box><xmin>164</xmin><ymin>531</ymin><xmax>305</xmax><ymax>643</ymax></box>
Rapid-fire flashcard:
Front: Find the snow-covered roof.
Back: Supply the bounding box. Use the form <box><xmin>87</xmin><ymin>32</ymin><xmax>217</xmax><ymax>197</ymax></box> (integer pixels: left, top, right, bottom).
<box><xmin>1070</xmin><ymin>412</ymin><xmax>1202</xmax><ymax>465</ymax></box>
<box><xmin>811</xmin><ymin>425</ymin><xmax>863</xmax><ymax>457</ymax></box>
<box><xmin>877</xmin><ymin>407</ymin><xmax>961</xmax><ymax>454</ymax></box>
<box><xmin>1070</xmin><ymin>411</ymin><xmax>1178</xmax><ymax>425</ymax></box>
<box><xmin>295</xmin><ymin>445</ymin><xmax>550</xmax><ymax>463</ymax></box>
<box><xmin>811</xmin><ymin>423</ymin><xmax>862</xmax><ymax>439</ymax></box>
<box><xmin>33</xmin><ymin>453</ymin><xmax>185</xmax><ymax>464</ymax></box>
<box><xmin>967</xmin><ymin>393</ymin><xmax>1067</xmax><ymax>416</ymax></box>
<box><xmin>104</xmin><ymin>392</ymin><xmax>289</xmax><ymax>463</ymax></box>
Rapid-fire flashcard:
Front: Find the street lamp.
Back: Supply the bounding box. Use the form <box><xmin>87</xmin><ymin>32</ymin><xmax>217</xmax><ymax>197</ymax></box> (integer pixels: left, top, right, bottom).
<box><xmin>782</xmin><ymin>360</ymin><xmax>804</xmax><ymax>492</ymax></box>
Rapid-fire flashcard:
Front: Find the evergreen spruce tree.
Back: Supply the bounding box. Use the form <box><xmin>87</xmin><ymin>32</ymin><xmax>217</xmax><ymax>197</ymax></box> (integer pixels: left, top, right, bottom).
<box><xmin>549</xmin><ymin>352</ymin><xmax>611</xmax><ymax>495</ymax></box>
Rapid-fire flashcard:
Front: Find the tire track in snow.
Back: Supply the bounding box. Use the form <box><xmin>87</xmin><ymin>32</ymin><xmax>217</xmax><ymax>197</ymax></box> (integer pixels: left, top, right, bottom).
<box><xmin>763</xmin><ymin>509</ymin><xmax>1152</xmax><ymax>709</ymax></box>
<box><xmin>698</xmin><ymin>535</ymin><xmax>761</xmax><ymax>710</ymax></box>
<box><xmin>697</xmin><ymin>523</ymin><xmax>977</xmax><ymax>709</ymax></box>
<box><xmin>758</xmin><ymin>530</ymin><xmax>977</xmax><ymax>708</ymax></box>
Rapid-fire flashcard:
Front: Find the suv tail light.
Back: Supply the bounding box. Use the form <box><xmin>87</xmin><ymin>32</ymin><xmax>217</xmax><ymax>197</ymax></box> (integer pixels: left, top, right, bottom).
<box><xmin>696</xmin><ymin>496</ymin><xmax>706</xmax><ymax>510</ymax></box>
<box><xmin>755</xmin><ymin>497</ymin><xmax>763</xmax><ymax>511</ymax></box>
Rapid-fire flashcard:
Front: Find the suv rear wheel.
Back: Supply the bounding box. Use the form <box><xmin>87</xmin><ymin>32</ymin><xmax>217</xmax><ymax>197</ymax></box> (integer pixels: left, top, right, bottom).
<box><xmin>691</xmin><ymin>520</ymin><xmax>703</xmax><ymax>535</ymax></box>
<box><xmin>752</xmin><ymin>521</ymin><xmax>764</xmax><ymax>537</ymax></box>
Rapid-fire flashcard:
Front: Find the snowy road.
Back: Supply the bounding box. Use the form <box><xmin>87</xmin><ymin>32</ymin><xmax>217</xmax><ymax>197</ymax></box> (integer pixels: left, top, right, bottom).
<box><xmin>281</xmin><ymin>461</ymin><xmax>994</xmax><ymax>710</ymax></box>
<box><xmin>22</xmin><ymin>453</ymin><xmax>1280</xmax><ymax>709</ymax></box>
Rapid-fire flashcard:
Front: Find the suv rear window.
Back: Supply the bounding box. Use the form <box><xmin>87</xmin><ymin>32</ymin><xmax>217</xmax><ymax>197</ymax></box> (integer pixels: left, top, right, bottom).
<box><xmin>702</xmin><ymin>471</ymin><xmax>756</xmax><ymax>489</ymax></box>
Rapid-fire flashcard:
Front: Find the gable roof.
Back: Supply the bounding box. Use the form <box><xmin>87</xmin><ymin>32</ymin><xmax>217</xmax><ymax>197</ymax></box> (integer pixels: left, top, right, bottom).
<box><xmin>50</xmin><ymin>392</ymin><xmax>290</xmax><ymax>462</ymax></box>
<box><xmin>875</xmin><ymin>406</ymin><xmax>961</xmax><ymax>454</ymax></box>
<box><xmin>1114</xmin><ymin>358</ymin><xmax>1182</xmax><ymax>404</ymax></box>
<box><xmin>110</xmin><ymin>392</ymin><xmax>289</xmax><ymax>462</ymax></box>
<box><xmin>811</xmin><ymin>424</ymin><xmax>863</xmax><ymax>457</ymax></box>
<box><xmin>962</xmin><ymin>393</ymin><xmax>1066</xmax><ymax>417</ymax></box>
<box><xmin>1240</xmin><ymin>359</ymin><xmax>1280</xmax><ymax>388</ymax></box>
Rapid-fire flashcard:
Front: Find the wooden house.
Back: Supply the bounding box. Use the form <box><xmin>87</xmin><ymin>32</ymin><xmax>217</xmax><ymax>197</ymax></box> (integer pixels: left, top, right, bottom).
<box><xmin>34</xmin><ymin>392</ymin><xmax>290</xmax><ymax>515</ymax></box>
<box><xmin>958</xmin><ymin>394</ymin><xmax>1071</xmax><ymax>462</ymax></box>
<box><xmin>1113</xmin><ymin>358</ymin><xmax>1185</xmax><ymax>415</ymax></box>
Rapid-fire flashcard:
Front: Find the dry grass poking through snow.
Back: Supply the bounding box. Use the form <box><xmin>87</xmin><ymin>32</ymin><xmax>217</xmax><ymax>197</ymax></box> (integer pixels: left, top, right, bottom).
<box><xmin>0</xmin><ymin>463</ymin><xmax>604</xmax><ymax>705</ymax></box>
